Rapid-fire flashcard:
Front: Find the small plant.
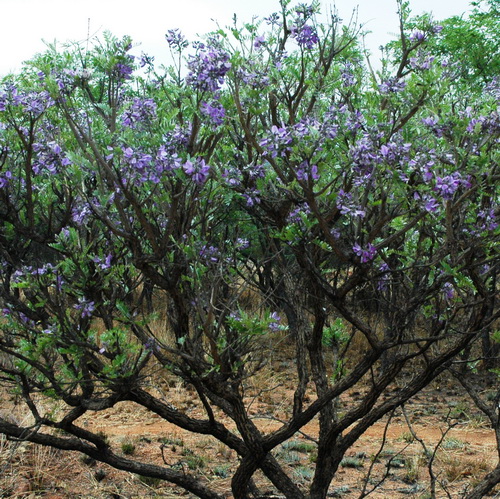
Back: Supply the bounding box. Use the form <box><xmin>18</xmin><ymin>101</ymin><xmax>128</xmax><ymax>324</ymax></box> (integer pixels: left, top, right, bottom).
<box><xmin>137</xmin><ymin>474</ymin><xmax>162</xmax><ymax>487</ymax></box>
<box><xmin>182</xmin><ymin>448</ymin><xmax>208</xmax><ymax>470</ymax></box>
<box><xmin>121</xmin><ymin>438</ymin><xmax>136</xmax><ymax>455</ymax></box>
<box><xmin>293</xmin><ymin>465</ymin><xmax>314</xmax><ymax>482</ymax></box>
<box><xmin>449</xmin><ymin>401</ymin><xmax>470</xmax><ymax>420</ymax></box>
<box><xmin>330</xmin><ymin>485</ymin><xmax>351</xmax><ymax>497</ymax></box>
<box><xmin>340</xmin><ymin>456</ymin><xmax>364</xmax><ymax>469</ymax></box>
<box><xmin>281</xmin><ymin>450</ymin><xmax>302</xmax><ymax>466</ymax></box>
<box><xmin>403</xmin><ymin>455</ymin><xmax>422</xmax><ymax>483</ymax></box>
<box><xmin>442</xmin><ymin>437</ymin><xmax>466</xmax><ymax>450</ymax></box>
<box><xmin>399</xmin><ymin>431</ymin><xmax>415</xmax><ymax>443</ymax></box>
<box><xmin>281</xmin><ymin>439</ymin><xmax>316</xmax><ymax>453</ymax></box>
<box><xmin>213</xmin><ymin>464</ymin><xmax>231</xmax><ymax>478</ymax></box>
<box><xmin>185</xmin><ymin>454</ymin><xmax>208</xmax><ymax>470</ymax></box>
<box><xmin>158</xmin><ymin>435</ymin><xmax>184</xmax><ymax>452</ymax></box>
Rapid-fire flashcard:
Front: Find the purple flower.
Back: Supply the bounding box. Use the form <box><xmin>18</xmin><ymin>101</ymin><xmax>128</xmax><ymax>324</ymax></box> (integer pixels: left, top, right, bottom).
<box><xmin>93</xmin><ymin>253</ymin><xmax>113</xmax><ymax>270</ymax></box>
<box><xmin>114</xmin><ymin>62</ymin><xmax>134</xmax><ymax>80</ymax></box>
<box><xmin>199</xmin><ymin>244</ymin><xmax>220</xmax><ymax>263</ymax></box>
<box><xmin>253</xmin><ymin>35</ymin><xmax>266</xmax><ymax>49</ymax></box>
<box><xmin>336</xmin><ymin>189</ymin><xmax>365</xmax><ymax>218</ymax></box>
<box><xmin>353</xmin><ymin>243</ymin><xmax>377</xmax><ymax>263</ymax></box>
<box><xmin>287</xmin><ymin>204</ymin><xmax>311</xmax><ymax>224</ymax></box>
<box><xmin>32</xmin><ymin>141</ymin><xmax>71</xmax><ymax>175</ymax></box>
<box><xmin>235</xmin><ymin>238</ymin><xmax>249</xmax><ymax>250</ymax></box>
<box><xmin>156</xmin><ymin>146</ymin><xmax>182</xmax><ymax>174</ymax></box>
<box><xmin>269</xmin><ymin>312</ymin><xmax>282</xmax><ymax>331</ymax></box>
<box><xmin>264</xmin><ymin>13</ymin><xmax>281</xmax><ymax>26</ymax></box>
<box><xmin>296</xmin><ymin>161</ymin><xmax>319</xmax><ymax>182</ymax></box>
<box><xmin>183</xmin><ymin>158</ymin><xmax>210</xmax><ymax>185</ymax></box>
<box><xmin>72</xmin><ymin>201</ymin><xmax>92</xmax><ymax>226</ymax></box>
<box><xmin>434</xmin><ymin>173</ymin><xmax>466</xmax><ymax>200</ymax></box>
<box><xmin>341</xmin><ymin>62</ymin><xmax>357</xmax><ymax>87</ymax></box>
<box><xmin>379</xmin><ymin>78</ymin><xmax>407</xmax><ymax>94</ymax></box>
<box><xmin>442</xmin><ymin>282</ymin><xmax>455</xmax><ymax>301</ymax></box>
<box><xmin>0</xmin><ymin>171</ymin><xmax>12</xmax><ymax>188</ymax></box>
<box><xmin>290</xmin><ymin>23</ymin><xmax>319</xmax><ymax>49</ymax></box>
<box><xmin>165</xmin><ymin>29</ymin><xmax>188</xmax><ymax>51</ymax></box>
<box><xmin>243</xmin><ymin>188</ymin><xmax>261</xmax><ymax>207</ymax></box>
<box><xmin>121</xmin><ymin>97</ymin><xmax>157</xmax><ymax>129</ymax></box>
<box><xmin>200</xmin><ymin>100</ymin><xmax>225</xmax><ymax>127</ymax></box>
<box><xmin>422</xmin><ymin>116</ymin><xmax>438</xmax><ymax>127</ymax></box>
<box><xmin>377</xmin><ymin>263</ymin><xmax>390</xmax><ymax>291</ymax></box>
<box><xmin>186</xmin><ymin>38</ymin><xmax>231</xmax><ymax>93</ymax></box>
<box><xmin>477</xmin><ymin>208</ymin><xmax>498</xmax><ymax>231</ymax></box>
<box><xmin>424</xmin><ymin>196</ymin><xmax>439</xmax><ymax>213</ymax></box>
<box><xmin>260</xmin><ymin>125</ymin><xmax>293</xmax><ymax>158</ymax></box>
<box><xmin>140</xmin><ymin>52</ymin><xmax>155</xmax><ymax>68</ymax></box>
<box><xmin>74</xmin><ymin>298</ymin><xmax>95</xmax><ymax>318</ymax></box>
<box><xmin>409</xmin><ymin>30</ymin><xmax>426</xmax><ymax>43</ymax></box>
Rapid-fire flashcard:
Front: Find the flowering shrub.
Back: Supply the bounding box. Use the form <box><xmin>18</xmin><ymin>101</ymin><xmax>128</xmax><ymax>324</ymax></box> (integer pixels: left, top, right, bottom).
<box><xmin>0</xmin><ymin>2</ymin><xmax>498</xmax><ymax>499</ymax></box>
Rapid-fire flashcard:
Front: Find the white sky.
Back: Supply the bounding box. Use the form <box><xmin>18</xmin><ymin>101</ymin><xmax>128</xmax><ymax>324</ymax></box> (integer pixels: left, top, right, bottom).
<box><xmin>0</xmin><ymin>0</ymin><xmax>472</xmax><ymax>76</ymax></box>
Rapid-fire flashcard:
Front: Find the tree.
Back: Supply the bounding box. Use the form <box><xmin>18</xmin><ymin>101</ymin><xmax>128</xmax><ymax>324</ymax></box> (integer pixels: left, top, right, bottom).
<box><xmin>0</xmin><ymin>2</ymin><xmax>499</xmax><ymax>498</ymax></box>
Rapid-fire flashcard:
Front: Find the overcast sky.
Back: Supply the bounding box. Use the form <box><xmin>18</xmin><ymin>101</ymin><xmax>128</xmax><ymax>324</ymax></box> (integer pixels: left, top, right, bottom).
<box><xmin>0</xmin><ymin>0</ymin><xmax>472</xmax><ymax>76</ymax></box>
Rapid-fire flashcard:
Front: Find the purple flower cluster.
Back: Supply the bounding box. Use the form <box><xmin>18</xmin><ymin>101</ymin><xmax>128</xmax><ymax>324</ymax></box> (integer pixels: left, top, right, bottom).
<box><xmin>413</xmin><ymin>192</ymin><xmax>440</xmax><ymax>213</ymax></box>
<box><xmin>32</xmin><ymin>141</ymin><xmax>71</xmax><ymax>175</ymax></box>
<box><xmin>114</xmin><ymin>60</ymin><xmax>134</xmax><ymax>80</ymax></box>
<box><xmin>235</xmin><ymin>238</ymin><xmax>250</xmax><ymax>250</ymax></box>
<box><xmin>72</xmin><ymin>199</ymin><xmax>92</xmax><ymax>226</ymax></box>
<box><xmin>165</xmin><ymin>29</ymin><xmax>188</xmax><ymax>51</ymax></box>
<box><xmin>434</xmin><ymin>172</ymin><xmax>470</xmax><ymax>200</ymax></box>
<box><xmin>264</xmin><ymin>13</ymin><xmax>281</xmax><ymax>26</ymax></box>
<box><xmin>222</xmin><ymin>167</ymin><xmax>242</xmax><ymax>187</ymax></box>
<box><xmin>183</xmin><ymin>158</ymin><xmax>210</xmax><ymax>185</ymax></box>
<box><xmin>0</xmin><ymin>170</ymin><xmax>13</xmax><ymax>188</ymax></box>
<box><xmin>409</xmin><ymin>50</ymin><xmax>435</xmax><ymax>71</ymax></box>
<box><xmin>409</xmin><ymin>30</ymin><xmax>426</xmax><ymax>43</ymax></box>
<box><xmin>353</xmin><ymin>242</ymin><xmax>377</xmax><ymax>263</ymax></box>
<box><xmin>200</xmin><ymin>100</ymin><xmax>226</xmax><ymax>127</ymax></box>
<box><xmin>162</xmin><ymin>125</ymin><xmax>190</xmax><ymax>155</ymax></box>
<box><xmin>442</xmin><ymin>282</ymin><xmax>455</xmax><ymax>301</ymax></box>
<box><xmin>377</xmin><ymin>262</ymin><xmax>390</xmax><ymax>291</ymax></box>
<box><xmin>349</xmin><ymin>135</ymin><xmax>379</xmax><ymax>177</ymax></box>
<box><xmin>336</xmin><ymin>189</ymin><xmax>365</xmax><ymax>218</ymax></box>
<box><xmin>186</xmin><ymin>39</ymin><xmax>231</xmax><ymax>93</ymax></box>
<box><xmin>378</xmin><ymin>77</ymin><xmax>407</xmax><ymax>94</ymax></box>
<box><xmin>237</xmin><ymin>64</ymin><xmax>270</xmax><ymax>89</ymax></box>
<box><xmin>253</xmin><ymin>35</ymin><xmax>266</xmax><ymax>50</ymax></box>
<box><xmin>290</xmin><ymin>23</ymin><xmax>319</xmax><ymax>49</ymax></box>
<box><xmin>268</xmin><ymin>311</ymin><xmax>282</xmax><ymax>332</ymax></box>
<box><xmin>477</xmin><ymin>208</ymin><xmax>498</xmax><ymax>232</ymax></box>
<box><xmin>260</xmin><ymin>124</ymin><xmax>293</xmax><ymax>158</ymax></box>
<box><xmin>287</xmin><ymin>203</ymin><xmax>311</xmax><ymax>224</ymax></box>
<box><xmin>92</xmin><ymin>253</ymin><xmax>113</xmax><ymax>271</ymax></box>
<box><xmin>0</xmin><ymin>84</ymin><xmax>55</xmax><ymax>117</ymax></box>
<box><xmin>199</xmin><ymin>244</ymin><xmax>220</xmax><ymax>264</ymax></box>
<box><xmin>466</xmin><ymin>109</ymin><xmax>500</xmax><ymax>136</ymax></box>
<box><xmin>155</xmin><ymin>145</ymin><xmax>183</xmax><ymax>174</ymax></box>
<box><xmin>122</xmin><ymin>146</ymin><xmax>154</xmax><ymax>183</ymax></box>
<box><xmin>296</xmin><ymin>160</ymin><xmax>319</xmax><ymax>182</ymax></box>
<box><xmin>121</xmin><ymin>97</ymin><xmax>157</xmax><ymax>129</ymax></box>
<box><xmin>242</xmin><ymin>188</ymin><xmax>261</xmax><ymax>207</ymax></box>
<box><xmin>74</xmin><ymin>297</ymin><xmax>95</xmax><ymax>318</ymax></box>
<box><xmin>341</xmin><ymin>62</ymin><xmax>357</xmax><ymax>87</ymax></box>
<box><xmin>485</xmin><ymin>77</ymin><xmax>500</xmax><ymax>102</ymax></box>
<box><xmin>379</xmin><ymin>140</ymin><xmax>412</xmax><ymax>166</ymax></box>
